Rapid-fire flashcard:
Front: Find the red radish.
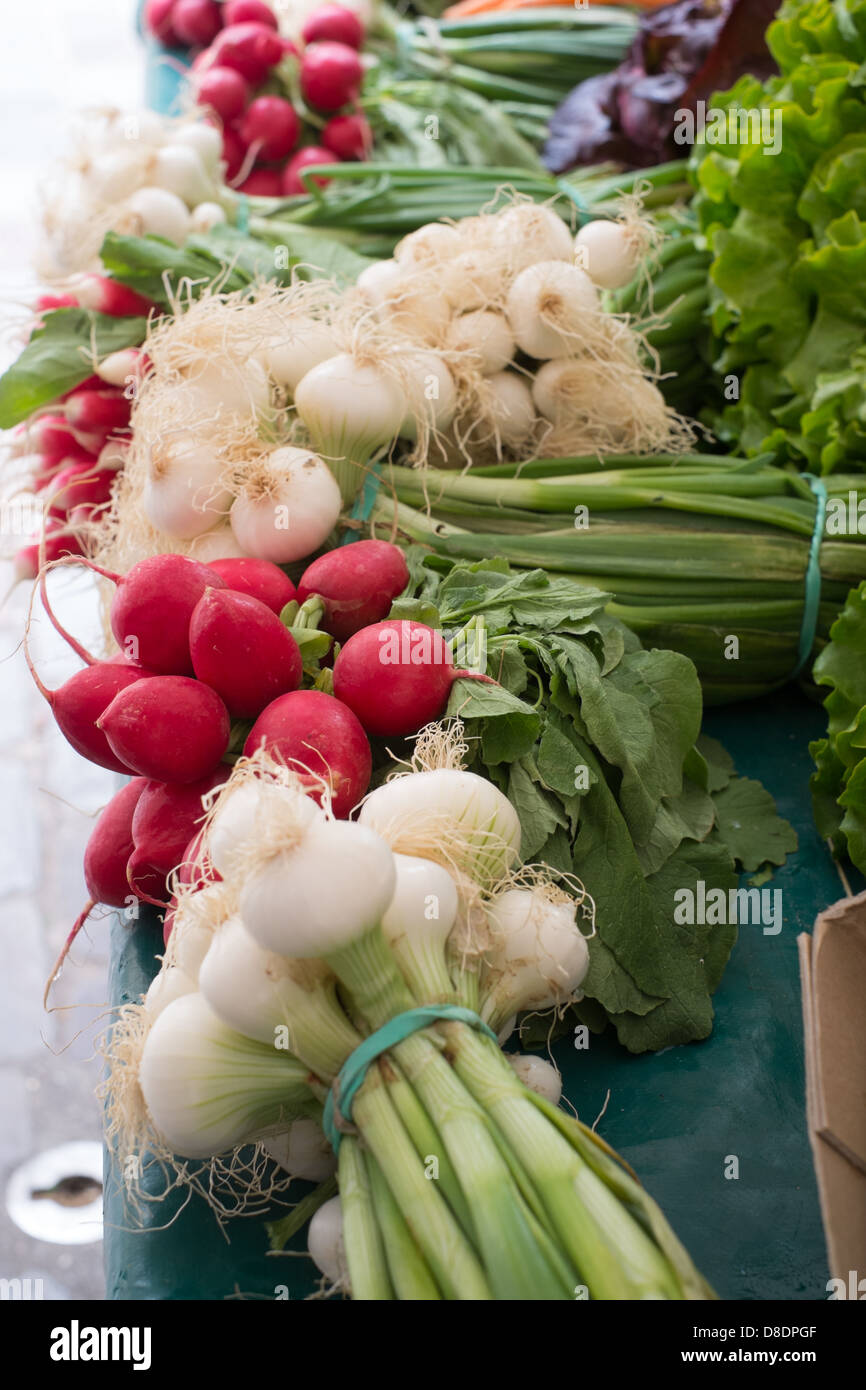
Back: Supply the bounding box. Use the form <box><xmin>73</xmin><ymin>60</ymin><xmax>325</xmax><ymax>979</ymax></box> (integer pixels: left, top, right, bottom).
<box><xmin>105</xmin><ymin>553</ymin><xmax>226</xmax><ymax>674</ymax></box>
<box><xmin>44</xmin><ymin>777</ymin><xmax>149</xmax><ymax>1005</ymax></box>
<box><xmin>13</xmin><ymin>524</ymin><xmax>83</xmax><ymax>584</ymax></box>
<box><xmin>172</xmin><ymin>0</ymin><xmax>222</xmax><ymax>46</ymax></box>
<box><xmin>145</xmin><ymin>0</ymin><xmax>181</xmax><ymax>45</ymax></box>
<box><xmin>47</xmin><ymin>463</ymin><xmax>114</xmax><ymax>519</ymax></box>
<box><xmin>223</xmin><ymin>0</ymin><xmax>278</xmax><ymax>27</ymax></box>
<box><xmin>24</xmin><ymin>657</ymin><xmax>156</xmax><ymax>772</ymax></box>
<box><xmin>237</xmin><ymin>168</ymin><xmax>284</xmax><ymax>197</ymax></box>
<box><xmin>213</xmin><ymin>22</ymin><xmax>283</xmax><ymax>84</ymax></box>
<box><xmin>65</xmin><ymin>388</ymin><xmax>131</xmax><ymax>437</ymax></box>
<box><xmin>333</xmin><ymin>619</ymin><xmax>493</xmax><ymax>737</ymax></box>
<box><xmin>162</xmin><ymin>827</ymin><xmax>221</xmax><ymax>943</ymax></box>
<box><xmin>189</xmin><ymin>587</ymin><xmax>303</xmax><ymax>718</ymax></box>
<box><xmin>33</xmin><ymin>452</ymin><xmax>96</xmax><ymax>492</ymax></box>
<box><xmin>300</xmin><ymin>42</ymin><xmax>363</xmax><ymax>112</ymax></box>
<box><xmin>282</xmin><ymin>146</ymin><xmax>338</xmax><ymax>195</ymax></box>
<box><xmin>240</xmin><ymin>96</ymin><xmax>300</xmax><ymax>162</ymax></box>
<box><xmin>59</xmin><ymin>374</ymin><xmax>104</xmax><ymax>397</ymax></box>
<box><xmin>302</xmin><ymin>5</ymin><xmax>364</xmax><ymax>49</ymax></box>
<box><xmin>221</xmin><ymin>126</ymin><xmax>248</xmax><ymax>181</ymax></box>
<box><xmin>207</xmin><ymin>557</ymin><xmax>296</xmax><ymax>614</ymax></box>
<box><xmin>95</xmin><ymin>347</ymin><xmax>149</xmax><ymax>389</ymax></box>
<box><xmin>129</xmin><ymin>769</ymin><xmax>229</xmax><ymax>880</ymax></box>
<box><xmin>127</xmin><ymin>859</ymin><xmax>170</xmax><ymax>909</ymax></box>
<box><xmin>297</xmin><ymin>539</ymin><xmax>409</xmax><ymax>643</ymax></box>
<box><xmin>244</xmin><ymin>688</ymin><xmax>371</xmax><ymax>817</ymax></box>
<box><xmin>322</xmin><ymin>112</ymin><xmax>371</xmax><ymax>161</ymax></box>
<box><xmin>25</xmin><ymin>415</ymin><xmax>93</xmax><ymax>464</ymax></box>
<box><xmin>97</xmin><ymin>675</ymin><xmax>231</xmax><ymax>783</ymax></box>
<box><xmin>36</xmin><ymin>292</ymin><xmax>79</xmax><ymax>312</ymax></box>
<box><xmin>73</xmin><ymin>275</ymin><xmax>157</xmax><ymax>318</ymax></box>
<box><xmin>196</xmin><ymin>64</ymin><xmax>250</xmax><ymax>123</ymax></box>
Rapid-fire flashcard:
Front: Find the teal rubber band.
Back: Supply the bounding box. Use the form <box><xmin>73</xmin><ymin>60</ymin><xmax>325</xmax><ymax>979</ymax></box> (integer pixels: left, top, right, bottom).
<box><xmin>555</xmin><ymin>179</ymin><xmax>591</xmax><ymax>219</ymax></box>
<box><xmin>322</xmin><ymin>1005</ymin><xmax>497</xmax><ymax>1152</ymax></box>
<box><xmin>792</xmin><ymin>473</ymin><xmax>827</xmax><ymax>679</ymax></box>
<box><xmin>236</xmin><ymin>195</ymin><xmax>250</xmax><ymax>235</ymax></box>
<box><xmin>340</xmin><ymin>462</ymin><xmax>383</xmax><ymax>545</ymax></box>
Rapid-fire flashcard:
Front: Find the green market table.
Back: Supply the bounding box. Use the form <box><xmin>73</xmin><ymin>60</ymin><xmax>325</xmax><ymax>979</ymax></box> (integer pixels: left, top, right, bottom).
<box><xmin>104</xmin><ymin>688</ymin><xmax>849</xmax><ymax>1301</ymax></box>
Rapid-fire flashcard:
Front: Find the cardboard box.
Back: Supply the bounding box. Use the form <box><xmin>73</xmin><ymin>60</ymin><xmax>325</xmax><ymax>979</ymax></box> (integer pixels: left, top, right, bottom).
<box><xmin>799</xmin><ymin>891</ymin><xmax>866</xmax><ymax>1295</ymax></box>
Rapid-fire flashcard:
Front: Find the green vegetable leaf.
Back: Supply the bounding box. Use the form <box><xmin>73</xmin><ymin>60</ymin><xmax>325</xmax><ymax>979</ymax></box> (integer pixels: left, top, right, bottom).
<box><xmin>0</xmin><ymin>309</ymin><xmax>147</xmax><ymax>428</ymax></box>
<box><xmin>447</xmin><ymin>677</ymin><xmax>540</xmax><ymax>765</ymax></box>
<box><xmin>711</xmin><ymin>777</ymin><xmax>798</xmax><ymax>872</ymax></box>
<box><xmin>506</xmin><ymin>757</ymin><xmax>570</xmax><ymax>860</ymax></box>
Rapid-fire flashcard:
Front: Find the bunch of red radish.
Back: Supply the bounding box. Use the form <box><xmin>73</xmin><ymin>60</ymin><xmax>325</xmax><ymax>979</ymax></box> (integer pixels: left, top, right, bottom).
<box><xmin>13</xmin><ymin>275</ymin><xmax>157</xmax><ymax>583</ymax></box>
<box><xmin>146</xmin><ymin>0</ymin><xmax>372</xmax><ymax>197</ymax></box>
<box><xmin>34</xmin><ymin>537</ymin><xmax>491</xmax><ymax>996</ymax></box>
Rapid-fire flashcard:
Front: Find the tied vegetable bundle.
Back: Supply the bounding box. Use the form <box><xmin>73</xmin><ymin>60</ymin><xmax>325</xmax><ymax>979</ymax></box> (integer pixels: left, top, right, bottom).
<box><xmin>106</xmin><ymin>749</ymin><xmax>716</xmax><ymax>1301</ymax></box>
<box><xmin>377</xmin><ymin>454</ymin><xmax>866</xmax><ymax>703</ymax></box>
<box><xmin>31</xmin><ymin>527</ymin><xmax>794</xmax><ymax>1053</ymax></box>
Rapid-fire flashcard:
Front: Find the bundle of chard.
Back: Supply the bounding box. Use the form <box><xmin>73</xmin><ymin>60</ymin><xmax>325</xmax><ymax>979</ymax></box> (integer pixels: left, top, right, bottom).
<box><xmin>104</xmin><ymin>738</ymin><xmax>716</xmax><ymax>1301</ymax></box>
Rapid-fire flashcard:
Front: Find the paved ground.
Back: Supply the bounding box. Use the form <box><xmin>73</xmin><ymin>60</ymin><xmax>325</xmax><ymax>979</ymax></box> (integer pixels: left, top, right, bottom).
<box><xmin>0</xmin><ymin>0</ymin><xmax>144</xmax><ymax>1302</ymax></box>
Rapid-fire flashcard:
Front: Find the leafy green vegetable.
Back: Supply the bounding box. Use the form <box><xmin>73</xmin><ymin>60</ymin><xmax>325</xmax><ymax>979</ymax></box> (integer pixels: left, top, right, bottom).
<box><xmin>810</xmin><ymin>578</ymin><xmax>866</xmax><ymax>870</ymax></box>
<box><xmin>390</xmin><ymin>551</ymin><xmax>797</xmax><ymax>1053</ymax></box>
<box><xmin>0</xmin><ymin>224</ymin><xmax>374</xmax><ymax>429</ymax></box>
<box><xmin>101</xmin><ymin>225</ymin><xmax>373</xmax><ymax>307</ymax></box>
<box><xmin>691</xmin><ymin>0</ymin><xmax>866</xmax><ymax>473</ymax></box>
<box><xmin>0</xmin><ymin>308</ymin><xmax>147</xmax><ymax>430</ymax></box>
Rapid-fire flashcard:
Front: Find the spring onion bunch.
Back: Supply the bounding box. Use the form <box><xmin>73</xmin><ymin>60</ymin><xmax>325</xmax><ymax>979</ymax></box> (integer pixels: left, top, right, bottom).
<box><xmin>106</xmin><ymin>751</ymin><xmax>714</xmax><ymax>1301</ymax></box>
<box><xmin>380</xmin><ymin>8</ymin><xmax>639</xmax><ymax>141</ymax></box>
<box><xmin>375</xmin><ymin>456</ymin><xmax>866</xmax><ymax>703</ymax></box>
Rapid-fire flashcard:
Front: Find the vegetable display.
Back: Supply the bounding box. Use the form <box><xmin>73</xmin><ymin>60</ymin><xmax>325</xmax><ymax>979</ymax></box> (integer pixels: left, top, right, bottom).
<box><xmin>2</xmin><ymin>0</ymin><xmax>864</xmax><ymax>1306</ymax></box>
<box><xmin>106</xmin><ymin>746</ymin><xmax>718</xmax><ymax>1300</ymax></box>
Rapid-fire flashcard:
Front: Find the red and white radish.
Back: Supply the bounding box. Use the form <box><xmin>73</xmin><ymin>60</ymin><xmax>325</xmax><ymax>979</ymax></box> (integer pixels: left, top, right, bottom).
<box><xmin>45</xmin><ymin>777</ymin><xmax>148</xmax><ymax>1005</ymax></box>
<box><xmin>333</xmin><ymin>619</ymin><xmax>491</xmax><ymax>737</ymax></box>
<box><xmin>223</xmin><ymin>0</ymin><xmax>279</xmax><ymax>28</ymax></box>
<box><xmin>281</xmin><ymin>146</ymin><xmax>338</xmax><ymax>195</ymax></box>
<box><xmin>300</xmin><ymin>41</ymin><xmax>363</xmax><ymax>112</ymax></box>
<box><xmin>145</xmin><ymin>0</ymin><xmax>182</xmax><ymax>45</ymax></box>
<box><xmin>206</xmin><ymin>557</ymin><xmax>296</xmax><ymax>614</ymax></box>
<box><xmin>196</xmin><ymin>65</ymin><xmax>250</xmax><ymax>123</ymax></box>
<box><xmin>296</xmin><ymin>539</ymin><xmax>408</xmax><ymax>643</ymax></box>
<box><xmin>213</xmin><ymin>22</ymin><xmax>283</xmax><ymax>85</ymax></box>
<box><xmin>237</xmin><ymin>168</ymin><xmax>284</xmax><ymax>197</ymax></box>
<box><xmin>302</xmin><ymin>6</ymin><xmax>364</xmax><ymax>49</ymax></box>
<box><xmin>321</xmin><ymin>112</ymin><xmax>371</xmax><ymax>161</ymax></box>
<box><xmin>171</xmin><ymin>0</ymin><xmax>222</xmax><ymax>47</ymax></box>
<box><xmin>104</xmin><ymin>552</ymin><xmax>226</xmax><ymax>673</ymax></box>
<box><xmin>240</xmin><ymin>96</ymin><xmax>300</xmax><ymax>163</ymax></box>
<box><xmin>189</xmin><ymin>587</ymin><xmax>303</xmax><ymax>717</ymax></box>
<box><xmin>24</xmin><ymin>657</ymin><xmax>155</xmax><ymax>773</ymax></box>
<box><xmin>97</xmin><ymin>675</ymin><xmax>231</xmax><ymax>783</ymax></box>
<box><xmin>129</xmin><ymin>769</ymin><xmax>230</xmax><ymax>882</ymax></box>
<box><xmin>243</xmin><ymin>688</ymin><xmax>371</xmax><ymax>817</ymax></box>
<box><xmin>71</xmin><ymin>274</ymin><xmax>157</xmax><ymax>319</ymax></box>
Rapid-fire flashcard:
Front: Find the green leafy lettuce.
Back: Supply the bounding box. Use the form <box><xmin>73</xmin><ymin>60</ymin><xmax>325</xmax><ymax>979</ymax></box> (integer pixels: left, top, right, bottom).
<box><xmin>810</xmin><ymin>578</ymin><xmax>866</xmax><ymax>868</ymax></box>
<box><xmin>391</xmin><ymin>552</ymin><xmax>796</xmax><ymax>1053</ymax></box>
<box><xmin>691</xmin><ymin>0</ymin><xmax>866</xmax><ymax>473</ymax></box>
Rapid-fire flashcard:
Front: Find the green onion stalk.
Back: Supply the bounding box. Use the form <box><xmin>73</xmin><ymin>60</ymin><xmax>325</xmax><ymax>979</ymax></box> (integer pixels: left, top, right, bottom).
<box><xmin>372</xmin><ymin>456</ymin><xmax>866</xmax><ymax>703</ymax></box>
<box><xmin>240</xmin><ymin>160</ymin><xmax>693</xmax><ymax>258</ymax></box>
<box><xmin>121</xmin><ymin>768</ymin><xmax>715</xmax><ymax>1301</ymax></box>
<box><xmin>375</xmin><ymin>6</ymin><xmax>639</xmax><ymax>117</ymax></box>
